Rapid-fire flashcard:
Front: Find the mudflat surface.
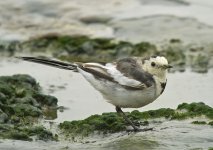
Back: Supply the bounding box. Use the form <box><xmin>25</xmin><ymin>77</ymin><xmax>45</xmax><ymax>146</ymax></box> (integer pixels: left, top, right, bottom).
<box><xmin>1</xmin><ymin>0</ymin><xmax>213</xmax><ymax>43</ymax></box>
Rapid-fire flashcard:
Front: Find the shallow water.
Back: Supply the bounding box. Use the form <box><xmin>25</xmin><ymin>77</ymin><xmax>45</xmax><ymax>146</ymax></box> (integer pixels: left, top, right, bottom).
<box><xmin>0</xmin><ymin>120</ymin><xmax>212</xmax><ymax>150</ymax></box>
<box><xmin>0</xmin><ymin>58</ymin><xmax>212</xmax><ymax>122</ymax></box>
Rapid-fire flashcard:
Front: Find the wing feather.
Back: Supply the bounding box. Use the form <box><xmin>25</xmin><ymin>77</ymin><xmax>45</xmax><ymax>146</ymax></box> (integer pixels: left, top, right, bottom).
<box><xmin>115</xmin><ymin>58</ymin><xmax>154</xmax><ymax>88</ymax></box>
<box><xmin>79</xmin><ymin>58</ymin><xmax>154</xmax><ymax>89</ymax></box>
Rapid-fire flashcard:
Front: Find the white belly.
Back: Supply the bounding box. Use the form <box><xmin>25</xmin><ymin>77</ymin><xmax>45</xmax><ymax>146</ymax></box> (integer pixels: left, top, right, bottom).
<box><xmin>78</xmin><ymin>68</ymin><xmax>159</xmax><ymax>108</ymax></box>
<box><xmin>101</xmin><ymin>82</ymin><xmax>157</xmax><ymax>108</ymax></box>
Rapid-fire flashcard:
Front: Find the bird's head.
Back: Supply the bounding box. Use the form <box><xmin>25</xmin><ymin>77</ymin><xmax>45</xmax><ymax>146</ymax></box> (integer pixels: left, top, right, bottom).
<box><xmin>142</xmin><ymin>56</ymin><xmax>172</xmax><ymax>79</ymax></box>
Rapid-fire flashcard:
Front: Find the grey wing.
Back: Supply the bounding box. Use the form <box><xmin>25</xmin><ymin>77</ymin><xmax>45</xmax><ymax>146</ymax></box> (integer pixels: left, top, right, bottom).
<box><xmin>114</xmin><ymin>57</ymin><xmax>155</xmax><ymax>89</ymax></box>
<box><xmin>77</xmin><ymin>58</ymin><xmax>155</xmax><ymax>90</ymax></box>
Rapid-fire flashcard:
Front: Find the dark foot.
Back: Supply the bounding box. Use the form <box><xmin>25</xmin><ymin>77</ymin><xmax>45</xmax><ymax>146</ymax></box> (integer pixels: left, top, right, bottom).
<box><xmin>115</xmin><ymin>106</ymin><xmax>152</xmax><ymax>132</ymax></box>
<box><xmin>116</xmin><ymin>106</ymin><xmax>139</xmax><ymax>131</ymax></box>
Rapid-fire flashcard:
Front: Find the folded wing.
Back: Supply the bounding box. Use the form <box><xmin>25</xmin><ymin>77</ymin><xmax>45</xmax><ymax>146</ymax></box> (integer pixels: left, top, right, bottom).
<box><xmin>80</xmin><ymin>58</ymin><xmax>155</xmax><ymax>89</ymax></box>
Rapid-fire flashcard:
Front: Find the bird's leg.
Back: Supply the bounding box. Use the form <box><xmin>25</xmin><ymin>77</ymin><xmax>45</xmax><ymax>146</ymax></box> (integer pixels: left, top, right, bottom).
<box><xmin>115</xmin><ymin>106</ymin><xmax>139</xmax><ymax>132</ymax></box>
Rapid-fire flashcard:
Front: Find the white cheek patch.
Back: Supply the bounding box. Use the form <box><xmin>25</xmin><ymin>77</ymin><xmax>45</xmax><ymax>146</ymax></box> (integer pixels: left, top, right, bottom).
<box><xmin>105</xmin><ymin>63</ymin><xmax>142</xmax><ymax>87</ymax></box>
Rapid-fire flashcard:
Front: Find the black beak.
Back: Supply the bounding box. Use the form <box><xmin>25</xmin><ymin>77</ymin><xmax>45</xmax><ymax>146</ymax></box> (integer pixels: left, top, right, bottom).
<box><xmin>162</xmin><ymin>64</ymin><xmax>173</xmax><ymax>69</ymax></box>
<box><xmin>167</xmin><ymin>65</ymin><xmax>173</xmax><ymax>69</ymax></box>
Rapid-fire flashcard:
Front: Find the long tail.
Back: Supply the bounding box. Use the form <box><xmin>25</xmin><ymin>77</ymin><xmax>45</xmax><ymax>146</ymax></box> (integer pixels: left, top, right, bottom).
<box><xmin>16</xmin><ymin>56</ymin><xmax>78</xmax><ymax>71</ymax></box>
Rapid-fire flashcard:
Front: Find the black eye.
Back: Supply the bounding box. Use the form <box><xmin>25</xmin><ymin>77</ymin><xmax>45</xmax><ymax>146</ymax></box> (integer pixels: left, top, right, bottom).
<box><xmin>151</xmin><ymin>62</ymin><xmax>156</xmax><ymax>67</ymax></box>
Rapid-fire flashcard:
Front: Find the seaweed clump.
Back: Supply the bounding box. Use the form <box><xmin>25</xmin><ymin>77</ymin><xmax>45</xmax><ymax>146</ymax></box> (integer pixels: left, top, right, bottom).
<box><xmin>21</xmin><ymin>35</ymin><xmax>157</xmax><ymax>63</ymax></box>
<box><xmin>191</xmin><ymin>121</ymin><xmax>207</xmax><ymax>125</ymax></box>
<box><xmin>1</xmin><ymin>35</ymin><xmax>212</xmax><ymax>73</ymax></box>
<box><xmin>0</xmin><ymin>74</ymin><xmax>58</xmax><ymax>141</ymax></box>
<box><xmin>19</xmin><ymin>35</ymin><xmax>213</xmax><ymax>73</ymax></box>
<box><xmin>176</xmin><ymin>102</ymin><xmax>213</xmax><ymax>119</ymax></box>
<box><xmin>59</xmin><ymin>102</ymin><xmax>213</xmax><ymax>136</ymax></box>
<box><xmin>59</xmin><ymin>113</ymin><xmax>126</xmax><ymax>137</ymax></box>
<box><xmin>0</xmin><ymin>124</ymin><xmax>57</xmax><ymax>141</ymax></box>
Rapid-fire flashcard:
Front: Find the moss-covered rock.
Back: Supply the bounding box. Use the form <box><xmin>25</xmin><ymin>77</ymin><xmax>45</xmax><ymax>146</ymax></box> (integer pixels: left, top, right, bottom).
<box><xmin>5</xmin><ymin>131</ymin><xmax>32</xmax><ymax>141</ymax></box>
<box><xmin>20</xmin><ymin>35</ymin><xmax>213</xmax><ymax>73</ymax></box>
<box><xmin>190</xmin><ymin>53</ymin><xmax>209</xmax><ymax>73</ymax></box>
<box><xmin>191</xmin><ymin>121</ymin><xmax>207</xmax><ymax>125</ymax></box>
<box><xmin>11</xmin><ymin>103</ymin><xmax>42</xmax><ymax>117</ymax></box>
<box><xmin>177</xmin><ymin>102</ymin><xmax>213</xmax><ymax>119</ymax></box>
<box><xmin>208</xmin><ymin>121</ymin><xmax>213</xmax><ymax>126</ymax></box>
<box><xmin>59</xmin><ymin>103</ymin><xmax>213</xmax><ymax>136</ymax></box>
<box><xmin>59</xmin><ymin>102</ymin><xmax>213</xmax><ymax>136</ymax></box>
<box><xmin>24</xmin><ymin>126</ymin><xmax>57</xmax><ymax>141</ymax></box>
<box><xmin>0</xmin><ymin>74</ymin><xmax>58</xmax><ymax>119</ymax></box>
<box><xmin>132</xmin><ymin>42</ymin><xmax>157</xmax><ymax>56</ymax></box>
<box><xmin>2</xmin><ymin>35</ymin><xmax>213</xmax><ymax>73</ymax></box>
<box><xmin>0</xmin><ymin>74</ymin><xmax>58</xmax><ymax>141</ymax></box>
<box><xmin>0</xmin><ymin>124</ymin><xmax>57</xmax><ymax>141</ymax></box>
<box><xmin>130</xmin><ymin>108</ymin><xmax>175</xmax><ymax>120</ymax></box>
<box><xmin>0</xmin><ymin>74</ymin><xmax>58</xmax><ymax>123</ymax></box>
<box><xmin>59</xmin><ymin>113</ymin><xmax>126</xmax><ymax>137</ymax></box>
<box><xmin>33</xmin><ymin>93</ymin><xmax>58</xmax><ymax>107</ymax></box>
<box><xmin>21</xmin><ymin>35</ymin><xmax>159</xmax><ymax>63</ymax></box>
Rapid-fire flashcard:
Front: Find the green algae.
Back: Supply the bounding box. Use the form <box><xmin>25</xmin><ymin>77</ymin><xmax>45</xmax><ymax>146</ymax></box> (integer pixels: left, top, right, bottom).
<box><xmin>11</xmin><ymin>103</ymin><xmax>42</xmax><ymax>117</ymax></box>
<box><xmin>0</xmin><ymin>74</ymin><xmax>58</xmax><ymax>121</ymax></box>
<box><xmin>33</xmin><ymin>93</ymin><xmax>58</xmax><ymax>107</ymax></box>
<box><xmin>21</xmin><ymin>35</ymin><xmax>157</xmax><ymax>63</ymax></box>
<box><xmin>130</xmin><ymin>108</ymin><xmax>175</xmax><ymax>120</ymax></box>
<box><xmin>59</xmin><ymin>102</ymin><xmax>213</xmax><ymax>136</ymax></box>
<box><xmin>0</xmin><ymin>124</ymin><xmax>57</xmax><ymax>141</ymax></box>
<box><xmin>0</xmin><ymin>74</ymin><xmax>39</xmax><ymax>101</ymax></box>
<box><xmin>190</xmin><ymin>53</ymin><xmax>209</xmax><ymax>73</ymax></box>
<box><xmin>191</xmin><ymin>121</ymin><xmax>207</xmax><ymax>125</ymax></box>
<box><xmin>19</xmin><ymin>35</ymin><xmax>213</xmax><ymax>73</ymax></box>
<box><xmin>24</xmin><ymin>126</ymin><xmax>58</xmax><ymax>141</ymax></box>
<box><xmin>1</xmin><ymin>35</ymin><xmax>212</xmax><ymax>72</ymax></box>
<box><xmin>4</xmin><ymin>131</ymin><xmax>32</xmax><ymax>141</ymax></box>
<box><xmin>177</xmin><ymin>102</ymin><xmax>213</xmax><ymax>119</ymax></box>
<box><xmin>132</xmin><ymin>42</ymin><xmax>157</xmax><ymax>56</ymax></box>
<box><xmin>59</xmin><ymin>113</ymin><xmax>126</xmax><ymax>137</ymax></box>
<box><xmin>208</xmin><ymin>121</ymin><xmax>213</xmax><ymax>126</ymax></box>
<box><xmin>0</xmin><ymin>74</ymin><xmax>58</xmax><ymax>141</ymax></box>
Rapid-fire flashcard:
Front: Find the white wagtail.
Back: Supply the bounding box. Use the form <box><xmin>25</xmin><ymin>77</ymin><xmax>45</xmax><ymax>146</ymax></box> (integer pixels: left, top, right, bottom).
<box><xmin>17</xmin><ymin>56</ymin><xmax>172</xmax><ymax>131</ymax></box>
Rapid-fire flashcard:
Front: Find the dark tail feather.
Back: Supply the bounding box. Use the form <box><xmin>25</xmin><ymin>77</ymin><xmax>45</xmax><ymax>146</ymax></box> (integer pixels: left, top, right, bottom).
<box><xmin>16</xmin><ymin>56</ymin><xmax>77</xmax><ymax>70</ymax></box>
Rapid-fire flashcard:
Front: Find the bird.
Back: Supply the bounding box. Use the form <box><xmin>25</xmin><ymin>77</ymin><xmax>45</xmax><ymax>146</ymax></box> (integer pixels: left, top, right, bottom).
<box><xmin>17</xmin><ymin>56</ymin><xmax>172</xmax><ymax>131</ymax></box>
